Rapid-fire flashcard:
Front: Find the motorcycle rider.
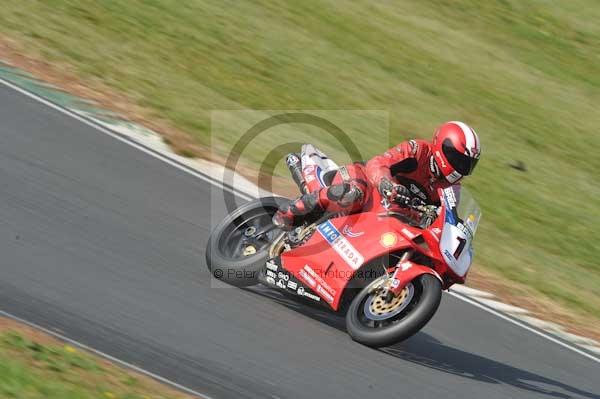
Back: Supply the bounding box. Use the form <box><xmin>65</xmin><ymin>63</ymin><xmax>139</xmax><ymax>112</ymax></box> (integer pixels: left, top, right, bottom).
<box><xmin>272</xmin><ymin>121</ymin><xmax>481</xmax><ymax>229</ymax></box>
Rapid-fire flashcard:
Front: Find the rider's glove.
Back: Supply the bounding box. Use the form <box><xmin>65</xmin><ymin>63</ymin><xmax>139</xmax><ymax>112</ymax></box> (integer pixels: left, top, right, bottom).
<box><xmin>378</xmin><ymin>178</ymin><xmax>410</xmax><ymax>202</ymax></box>
<box><xmin>378</xmin><ymin>178</ymin><xmax>395</xmax><ymax>199</ymax></box>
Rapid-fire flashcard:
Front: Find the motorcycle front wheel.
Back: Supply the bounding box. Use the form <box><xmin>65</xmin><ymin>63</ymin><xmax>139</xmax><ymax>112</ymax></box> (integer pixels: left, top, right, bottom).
<box><xmin>345</xmin><ymin>274</ymin><xmax>442</xmax><ymax>347</ymax></box>
<box><xmin>205</xmin><ymin>197</ymin><xmax>287</xmax><ymax>287</ymax></box>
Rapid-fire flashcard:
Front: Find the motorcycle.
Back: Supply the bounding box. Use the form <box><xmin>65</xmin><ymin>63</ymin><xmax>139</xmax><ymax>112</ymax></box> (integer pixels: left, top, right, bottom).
<box><xmin>206</xmin><ymin>144</ymin><xmax>481</xmax><ymax>347</ymax></box>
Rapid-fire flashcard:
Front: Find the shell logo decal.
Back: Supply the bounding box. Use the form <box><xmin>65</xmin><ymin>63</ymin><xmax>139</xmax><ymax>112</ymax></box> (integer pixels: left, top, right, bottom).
<box><xmin>380</xmin><ymin>232</ymin><xmax>398</xmax><ymax>248</ymax></box>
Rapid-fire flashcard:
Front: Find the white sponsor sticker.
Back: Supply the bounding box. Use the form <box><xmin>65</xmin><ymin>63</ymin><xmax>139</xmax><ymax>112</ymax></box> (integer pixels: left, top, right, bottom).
<box><xmin>444</xmin><ymin>187</ymin><xmax>457</xmax><ymax>208</ymax></box>
<box><xmin>342</xmin><ymin>225</ymin><xmax>364</xmax><ymax>238</ymax></box>
<box><xmin>266</xmin><ymin>270</ymin><xmax>276</xmax><ymax>279</ymax></box>
<box><xmin>401</xmin><ymin>228</ymin><xmax>415</xmax><ymax>239</ymax></box>
<box><xmin>297</xmin><ymin>286</ymin><xmax>320</xmax><ymax>302</ymax></box>
<box><xmin>316</xmin><ymin>285</ymin><xmax>334</xmax><ymax>303</ymax></box>
<box><xmin>303</xmin><ymin>265</ymin><xmax>335</xmax><ymax>295</ymax></box>
<box><xmin>266</xmin><ymin>276</ymin><xmax>276</xmax><ymax>285</ymax></box>
<box><xmin>266</xmin><ymin>261</ymin><xmax>278</xmax><ymax>272</ymax></box>
<box><xmin>287</xmin><ymin>280</ymin><xmax>298</xmax><ymax>290</ymax></box>
<box><xmin>277</xmin><ymin>272</ymin><xmax>289</xmax><ymax>281</ymax></box>
<box><xmin>317</xmin><ymin>221</ymin><xmax>364</xmax><ymax>269</ymax></box>
<box><xmin>400</xmin><ymin>261</ymin><xmax>412</xmax><ymax>271</ymax></box>
<box><xmin>299</xmin><ymin>269</ymin><xmax>316</xmax><ymax>287</ymax></box>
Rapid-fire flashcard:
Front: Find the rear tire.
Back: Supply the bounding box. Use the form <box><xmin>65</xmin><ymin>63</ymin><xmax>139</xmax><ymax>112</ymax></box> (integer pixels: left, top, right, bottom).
<box><xmin>205</xmin><ymin>197</ymin><xmax>288</xmax><ymax>287</ymax></box>
<box><xmin>345</xmin><ymin>274</ymin><xmax>442</xmax><ymax>347</ymax></box>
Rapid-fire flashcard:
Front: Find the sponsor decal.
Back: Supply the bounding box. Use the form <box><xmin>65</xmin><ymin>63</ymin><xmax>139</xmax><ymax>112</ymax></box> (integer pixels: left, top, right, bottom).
<box><xmin>277</xmin><ymin>272</ymin><xmax>289</xmax><ymax>281</ymax></box>
<box><xmin>266</xmin><ymin>270</ymin><xmax>276</xmax><ymax>279</ymax></box>
<box><xmin>266</xmin><ymin>276</ymin><xmax>276</xmax><ymax>285</ymax></box>
<box><xmin>276</xmin><ymin>279</ymin><xmax>286</xmax><ymax>289</ymax></box>
<box><xmin>316</xmin><ymin>285</ymin><xmax>334</xmax><ymax>303</ymax></box>
<box><xmin>287</xmin><ymin>280</ymin><xmax>298</xmax><ymax>290</ymax></box>
<box><xmin>342</xmin><ymin>225</ymin><xmax>364</xmax><ymax>238</ymax></box>
<box><xmin>380</xmin><ymin>232</ymin><xmax>398</xmax><ymax>248</ymax></box>
<box><xmin>391</xmin><ymin>279</ymin><xmax>400</xmax><ymax>288</ymax></box>
<box><xmin>444</xmin><ymin>249</ymin><xmax>458</xmax><ymax>263</ymax></box>
<box><xmin>266</xmin><ymin>261</ymin><xmax>278</xmax><ymax>272</ymax></box>
<box><xmin>297</xmin><ymin>286</ymin><xmax>320</xmax><ymax>302</ymax></box>
<box><xmin>298</xmin><ymin>269</ymin><xmax>316</xmax><ymax>287</ymax></box>
<box><xmin>457</xmin><ymin>223</ymin><xmax>473</xmax><ymax>240</ymax></box>
<box><xmin>444</xmin><ymin>187</ymin><xmax>457</xmax><ymax>208</ymax></box>
<box><xmin>401</xmin><ymin>228</ymin><xmax>415</xmax><ymax>239</ymax></box>
<box><xmin>465</xmin><ymin>214</ymin><xmax>477</xmax><ymax>232</ymax></box>
<box><xmin>305</xmin><ymin>174</ymin><xmax>315</xmax><ymax>183</ymax></box>
<box><xmin>303</xmin><ymin>165</ymin><xmax>315</xmax><ymax>174</ymax></box>
<box><xmin>400</xmin><ymin>261</ymin><xmax>412</xmax><ymax>271</ymax></box>
<box><xmin>431</xmin><ymin>227</ymin><xmax>441</xmax><ymax>241</ymax></box>
<box><xmin>303</xmin><ymin>265</ymin><xmax>335</xmax><ymax>296</ymax></box>
<box><xmin>317</xmin><ymin>221</ymin><xmax>364</xmax><ymax>269</ymax></box>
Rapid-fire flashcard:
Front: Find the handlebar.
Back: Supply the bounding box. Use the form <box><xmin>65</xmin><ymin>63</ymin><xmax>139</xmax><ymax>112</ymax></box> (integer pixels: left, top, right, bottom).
<box><xmin>381</xmin><ymin>192</ymin><xmax>440</xmax><ymax>228</ymax></box>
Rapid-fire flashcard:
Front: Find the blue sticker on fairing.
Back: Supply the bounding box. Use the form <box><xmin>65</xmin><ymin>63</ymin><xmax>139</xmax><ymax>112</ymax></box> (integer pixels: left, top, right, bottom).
<box><xmin>318</xmin><ymin>220</ymin><xmax>340</xmax><ymax>243</ymax></box>
<box><xmin>444</xmin><ymin>197</ymin><xmax>457</xmax><ymax>225</ymax></box>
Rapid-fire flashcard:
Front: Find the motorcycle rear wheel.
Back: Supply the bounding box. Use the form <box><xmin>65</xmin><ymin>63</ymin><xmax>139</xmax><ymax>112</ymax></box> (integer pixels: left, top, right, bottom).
<box><xmin>205</xmin><ymin>197</ymin><xmax>287</xmax><ymax>287</ymax></box>
<box><xmin>345</xmin><ymin>274</ymin><xmax>442</xmax><ymax>347</ymax></box>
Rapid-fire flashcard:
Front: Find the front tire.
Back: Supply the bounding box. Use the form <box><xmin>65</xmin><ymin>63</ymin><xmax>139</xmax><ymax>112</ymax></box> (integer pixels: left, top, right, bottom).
<box><xmin>205</xmin><ymin>197</ymin><xmax>288</xmax><ymax>287</ymax></box>
<box><xmin>345</xmin><ymin>274</ymin><xmax>442</xmax><ymax>347</ymax></box>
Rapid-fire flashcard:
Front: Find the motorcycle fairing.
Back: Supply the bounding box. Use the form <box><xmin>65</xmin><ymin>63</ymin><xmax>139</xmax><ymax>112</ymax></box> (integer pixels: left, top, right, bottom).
<box><xmin>439</xmin><ymin>186</ymin><xmax>474</xmax><ymax>278</ymax></box>
<box><xmin>261</xmin><ymin>258</ymin><xmax>325</xmax><ymax>304</ymax></box>
<box><xmin>388</xmin><ymin>260</ymin><xmax>442</xmax><ymax>295</ymax></box>
<box><xmin>280</xmin><ymin>212</ymin><xmax>418</xmax><ymax>310</ymax></box>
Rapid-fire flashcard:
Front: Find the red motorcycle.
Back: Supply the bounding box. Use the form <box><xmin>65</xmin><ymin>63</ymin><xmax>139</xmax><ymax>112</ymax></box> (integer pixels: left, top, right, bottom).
<box><xmin>206</xmin><ymin>145</ymin><xmax>481</xmax><ymax>347</ymax></box>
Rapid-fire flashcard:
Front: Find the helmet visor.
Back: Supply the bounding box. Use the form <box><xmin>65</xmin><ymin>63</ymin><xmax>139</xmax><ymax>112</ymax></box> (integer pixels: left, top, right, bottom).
<box><xmin>442</xmin><ymin>139</ymin><xmax>479</xmax><ymax>176</ymax></box>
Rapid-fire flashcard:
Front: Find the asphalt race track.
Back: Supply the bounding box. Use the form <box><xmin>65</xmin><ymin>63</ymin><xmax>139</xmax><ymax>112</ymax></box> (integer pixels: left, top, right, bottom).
<box><xmin>0</xmin><ymin>82</ymin><xmax>598</xmax><ymax>399</ymax></box>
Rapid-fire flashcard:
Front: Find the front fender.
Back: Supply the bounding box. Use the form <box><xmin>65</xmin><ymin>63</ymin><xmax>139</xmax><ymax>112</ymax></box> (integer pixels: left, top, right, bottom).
<box><xmin>389</xmin><ymin>261</ymin><xmax>442</xmax><ymax>295</ymax></box>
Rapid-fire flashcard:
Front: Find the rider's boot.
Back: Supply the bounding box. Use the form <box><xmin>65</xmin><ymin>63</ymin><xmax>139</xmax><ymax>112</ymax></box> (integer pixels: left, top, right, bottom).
<box><xmin>272</xmin><ymin>192</ymin><xmax>323</xmax><ymax>230</ymax></box>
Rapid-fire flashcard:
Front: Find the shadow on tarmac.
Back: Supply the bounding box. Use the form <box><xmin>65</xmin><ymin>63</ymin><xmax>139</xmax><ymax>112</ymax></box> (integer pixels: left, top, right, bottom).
<box><xmin>248</xmin><ymin>286</ymin><xmax>599</xmax><ymax>399</ymax></box>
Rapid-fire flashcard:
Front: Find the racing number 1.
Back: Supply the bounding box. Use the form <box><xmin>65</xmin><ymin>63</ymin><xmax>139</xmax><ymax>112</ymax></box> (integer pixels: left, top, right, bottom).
<box><xmin>454</xmin><ymin>237</ymin><xmax>467</xmax><ymax>259</ymax></box>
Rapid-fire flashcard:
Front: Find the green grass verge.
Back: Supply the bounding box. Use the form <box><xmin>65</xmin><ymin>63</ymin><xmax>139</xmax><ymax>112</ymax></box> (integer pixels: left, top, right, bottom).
<box><xmin>0</xmin><ymin>1</ymin><xmax>599</xmax><ymax>321</ymax></box>
<box><xmin>0</xmin><ymin>330</ymin><xmax>184</xmax><ymax>399</ymax></box>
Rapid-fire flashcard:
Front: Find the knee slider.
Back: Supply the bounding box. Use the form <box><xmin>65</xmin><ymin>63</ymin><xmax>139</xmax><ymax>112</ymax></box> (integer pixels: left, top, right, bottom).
<box><xmin>326</xmin><ymin>183</ymin><xmax>349</xmax><ymax>202</ymax></box>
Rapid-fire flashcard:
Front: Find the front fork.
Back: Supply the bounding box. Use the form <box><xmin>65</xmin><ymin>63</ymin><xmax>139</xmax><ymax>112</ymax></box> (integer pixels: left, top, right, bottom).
<box><xmin>371</xmin><ymin>250</ymin><xmax>413</xmax><ymax>299</ymax></box>
<box><xmin>372</xmin><ymin>250</ymin><xmax>441</xmax><ymax>300</ymax></box>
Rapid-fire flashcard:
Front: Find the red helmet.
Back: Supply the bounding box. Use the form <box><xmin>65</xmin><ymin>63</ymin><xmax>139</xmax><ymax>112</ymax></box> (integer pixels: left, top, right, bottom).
<box><xmin>432</xmin><ymin>121</ymin><xmax>481</xmax><ymax>183</ymax></box>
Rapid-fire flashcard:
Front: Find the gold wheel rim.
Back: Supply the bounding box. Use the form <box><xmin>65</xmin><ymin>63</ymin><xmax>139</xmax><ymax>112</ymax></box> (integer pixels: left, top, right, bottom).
<box><xmin>370</xmin><ymin>286</ymin><xmax>410</xmax><ymax>315</ymax></box>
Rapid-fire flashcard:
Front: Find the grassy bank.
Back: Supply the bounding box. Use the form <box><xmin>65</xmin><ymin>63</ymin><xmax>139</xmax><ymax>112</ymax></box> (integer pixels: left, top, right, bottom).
<box><xmin>0</xmin><ymin>321</ymin><xmax>191</xmax><ymax>399</ymax></box>
<box><xmin>0</xmin><ymin>0</ymin><xmax>599</xmax><ymax>325</ymax></box>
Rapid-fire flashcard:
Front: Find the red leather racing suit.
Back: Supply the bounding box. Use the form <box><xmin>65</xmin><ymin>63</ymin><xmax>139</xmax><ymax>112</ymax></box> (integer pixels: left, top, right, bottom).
<box><xmin>274</xmin><ymin>140</ymin><xmax>452</xmax><ymax>228</ymax></box>
<box><xmin>365</xmin><ymin>139</ymin><xmax>452</xmax><ymax>205</ymax></box>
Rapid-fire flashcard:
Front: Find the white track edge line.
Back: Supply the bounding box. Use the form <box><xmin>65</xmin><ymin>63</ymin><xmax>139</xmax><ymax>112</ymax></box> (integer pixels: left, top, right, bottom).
<box><xmin>447</xmin><ymin>292</ymin><xmax>600</xmax><ymax>363</ymax></box>
<box><xmin>1</xmin><ymin>75</ymin><xmax>598</xmax><ymax>366</ymax></box>
<box><xmin>0</xmin><ymin>309</ymin><xmax>214</xmax><ymax>399</ymax></box>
